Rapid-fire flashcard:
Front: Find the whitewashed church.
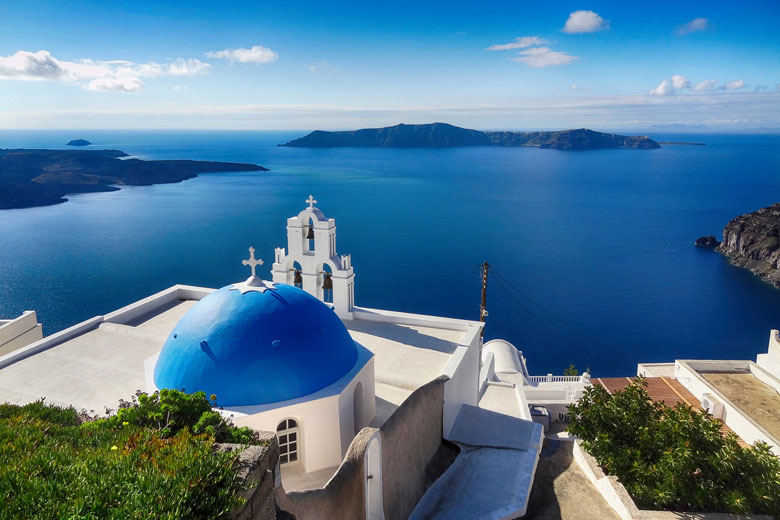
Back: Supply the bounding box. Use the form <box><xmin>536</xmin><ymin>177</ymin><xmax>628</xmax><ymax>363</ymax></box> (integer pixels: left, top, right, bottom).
<box><xmin>0</xmin><ymin>196</ymin><xmax>599</xmax><ymax>519</ymax></box>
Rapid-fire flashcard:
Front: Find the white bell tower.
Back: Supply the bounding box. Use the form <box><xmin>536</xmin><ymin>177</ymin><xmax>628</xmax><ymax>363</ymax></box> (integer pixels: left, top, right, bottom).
<box><xmin>272</xmin><ymin>195</ymin><xmax>356</xmax><ymax>319</ymax></box>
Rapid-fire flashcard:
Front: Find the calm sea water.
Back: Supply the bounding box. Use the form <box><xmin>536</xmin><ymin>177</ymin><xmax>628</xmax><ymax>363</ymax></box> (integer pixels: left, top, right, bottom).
<box><xmin>1</xmin><ymin>130</ymin><xmax>780</xmax><ymax>376</ymax></box>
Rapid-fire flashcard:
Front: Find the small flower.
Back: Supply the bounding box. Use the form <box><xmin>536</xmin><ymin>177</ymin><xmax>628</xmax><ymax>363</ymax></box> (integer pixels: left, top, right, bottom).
<box><xmin>122</xmin><ymin>421</ymin><xmax>129</xmax><ymax>426</ymax></box>
<box><xmin>111</xmin><ymin>445</ymin><xmax>119</xmax><ymax>451</ymax></box>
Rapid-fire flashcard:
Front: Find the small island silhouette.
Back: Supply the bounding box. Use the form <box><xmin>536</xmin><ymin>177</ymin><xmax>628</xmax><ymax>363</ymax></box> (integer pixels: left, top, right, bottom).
<box><xmin>66</xmin><ymin>139</ymin><xmax>92</xmax><ymax>146</ymax></box>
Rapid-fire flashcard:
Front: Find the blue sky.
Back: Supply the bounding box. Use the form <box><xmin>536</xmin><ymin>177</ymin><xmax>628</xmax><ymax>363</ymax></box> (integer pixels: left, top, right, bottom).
<box><xmin>1</xmin><ymin>0</ymin><xmax>778</xmax><ymax>130</ymax></box>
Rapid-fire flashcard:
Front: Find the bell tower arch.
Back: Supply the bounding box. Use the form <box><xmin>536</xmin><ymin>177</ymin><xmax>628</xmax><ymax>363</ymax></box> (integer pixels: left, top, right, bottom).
<box><xmin>272</xmin><ymin>195</ymin><xmax>356</xmax><ymax>319</ymax></box>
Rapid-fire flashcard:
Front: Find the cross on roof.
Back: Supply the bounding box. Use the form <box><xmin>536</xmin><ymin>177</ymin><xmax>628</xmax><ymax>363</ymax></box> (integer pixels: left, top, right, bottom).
<box><xmin>242</xmin><ymin>246</ymin><xmax>263</xmax><ymax>278</ymax></box>
<box><xmin>306</xmin><ymin>194</ymin><xmax>317</xmax><ymax>209</ymax></box>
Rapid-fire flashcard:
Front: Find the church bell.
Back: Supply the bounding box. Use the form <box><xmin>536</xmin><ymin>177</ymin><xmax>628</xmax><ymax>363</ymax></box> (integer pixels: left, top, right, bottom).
<box><xmin>306</xmin><ymin>225</ymin><xmax>314</xmax><ymax>240</ymax></box>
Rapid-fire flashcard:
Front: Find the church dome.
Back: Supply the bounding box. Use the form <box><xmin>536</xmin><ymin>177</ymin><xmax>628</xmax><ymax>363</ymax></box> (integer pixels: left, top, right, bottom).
<box><xmin>153</xmin><ymin>283</ymin><xmax>358</xmax><ymax>406</ymax></box>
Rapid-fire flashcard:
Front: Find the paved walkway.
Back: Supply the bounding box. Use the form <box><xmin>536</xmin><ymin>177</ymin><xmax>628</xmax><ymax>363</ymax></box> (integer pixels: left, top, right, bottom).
<box><xmin>525</xmin><ymin>439</ymin><xmax>621</xmax><ymax>520</ymax></box>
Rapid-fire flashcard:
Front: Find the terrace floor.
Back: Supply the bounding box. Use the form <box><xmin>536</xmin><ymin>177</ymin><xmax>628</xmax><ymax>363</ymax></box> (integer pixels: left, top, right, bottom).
<box><xmin>701</xmin><ymin>371</ymin><xmax>780</xmax><ymax>441</ymax></box>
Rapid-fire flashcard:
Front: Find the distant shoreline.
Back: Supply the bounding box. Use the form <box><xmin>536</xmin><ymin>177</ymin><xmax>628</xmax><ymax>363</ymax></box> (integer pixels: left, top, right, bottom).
<box><xmin>658</xmin><ymin>141</ymin><xmax>706</xmax><ymax>146</ymax></box>
<box><xmin>0</xmin><ymin>148</ymin><xmax>268</xmax><ymax>210</ymax></box>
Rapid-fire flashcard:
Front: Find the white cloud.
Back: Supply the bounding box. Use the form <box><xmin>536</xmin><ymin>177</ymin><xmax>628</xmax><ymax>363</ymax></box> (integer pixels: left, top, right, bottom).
<box><xmin>512</xmin><ymin>47</ymin><xmax>578</xmax><ymax>68</ymax></box>
<box><xmin>676</xmin><ymin>18</ymin><xmax>709</xmax><ymax>35</ymax></box>
<box><xmin>486</xmin><ymin>36</ymin><xmax>549</xmax><ymax>51</ymax></box>
<box><xmin>723</xmin><ymin>79</ymin><xmax>745</xmax><ymax>90</ymax></box>
<box><xmin>692</xmin><ymin>79</ymin><xmax>718</xmax><ymax>91</ymax></box>
<box><xmin>86</xmin><ymin>77</ymin><xmax>145</xmax><ymax>92</ymax></box>
<box><xmin>0</xmin><ymin>50</ymin><xmax>209</xmax><ymax>92</ymax></box>
<box><xmin>562</xmin><ymin>11</ymin><xmax>608</xmax><ymax>34</ymax></box>
<box><xmin>649</xmin><ymin>74</ymin><xmax>689</xmax><ymax>95</ymax></box>
<box><xmin>570</xmin><ymin>83</ymin><xmax>590</xmax><ymax>91</ymax></box>
<box><xmin>205</xmin><ymin>45</ymin><xmax>277</xmax><ymax>64</ymax></box>
<box><xmin>168</xmin><ymin>58</ymin><xmax>210</xmax><ymax>76</ymax></box>
<box><xmin>308</xmin><ymin>60</ymin><xmax>339</xmax><ymax>73</ymax></box>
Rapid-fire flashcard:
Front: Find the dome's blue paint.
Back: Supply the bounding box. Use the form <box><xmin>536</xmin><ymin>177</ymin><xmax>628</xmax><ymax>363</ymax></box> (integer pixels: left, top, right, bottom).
<box><xmin>153</xmin><ymin>283</ymin><xmax>358</xmax><ymax>406</ymax></box>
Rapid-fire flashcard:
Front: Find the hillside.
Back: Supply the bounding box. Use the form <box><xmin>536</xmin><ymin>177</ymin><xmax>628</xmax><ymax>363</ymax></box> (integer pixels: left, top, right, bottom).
<box><xmin>280</xmin><ymin>123</ymin><xmax>660</xmax><ymax>150</ymax></box>
<box><xmin>0</xmin><ymin>149</ymin><xmax>268</xmax><ymax>209</ymax></box>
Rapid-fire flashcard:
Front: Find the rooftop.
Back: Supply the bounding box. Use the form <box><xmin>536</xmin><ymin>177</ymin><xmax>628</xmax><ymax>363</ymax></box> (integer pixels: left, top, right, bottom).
<box><xmin>0</xmin><ymin>286</ymin><xmax>474</xmax><ymax>427</ymax></box>
<box><xmin>700</xmin><ymin>371</ymin><xmax>780</xmax><ymax>441</ymax></box>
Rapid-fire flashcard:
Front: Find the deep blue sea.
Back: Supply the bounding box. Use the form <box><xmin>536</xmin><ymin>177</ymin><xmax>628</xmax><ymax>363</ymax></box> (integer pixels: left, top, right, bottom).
<box><xmin>1</xmin><ymin>130</ymin><xmax>780</xmax><ymax>376</ymax></box>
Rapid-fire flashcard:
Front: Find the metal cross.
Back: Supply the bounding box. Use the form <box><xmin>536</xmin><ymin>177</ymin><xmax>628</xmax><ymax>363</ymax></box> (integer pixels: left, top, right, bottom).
<box><xmin>242</xmin><ymin>246</ymin><xmax>263</xmax><ymax>278</ymax></box>
<box><xmin>306</xmin><ymin>194</ymin><xmax>317</xmax><ymax>208</ymax></box>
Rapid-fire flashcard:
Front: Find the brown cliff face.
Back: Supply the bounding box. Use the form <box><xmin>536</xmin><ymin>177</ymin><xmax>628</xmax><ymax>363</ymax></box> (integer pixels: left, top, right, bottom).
<box><xmin>716</xmin><ymin>202</ymin><xmax>780</xmax><ymax>287</ymax></box>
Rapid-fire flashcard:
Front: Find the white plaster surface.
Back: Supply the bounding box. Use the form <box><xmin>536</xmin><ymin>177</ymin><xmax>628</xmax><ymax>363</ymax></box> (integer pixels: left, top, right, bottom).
<box><xmin>346</xmin><ymin>318</ymin><xmax>467</xmax><ymax>429</ymax></box>
<box><xmin>0</xmin><ymin>311</ymin><xmax>42</xmax><ymax>356</ymax></box>
<box><xmin>0</xmin><ymin>300</ymin><xmax>195</xmax><ymax>412</ymax></box>
<box><xmin>411</xmin><ymin>405</ymin><xmax>544</xmax><ymax>520</ymax></box>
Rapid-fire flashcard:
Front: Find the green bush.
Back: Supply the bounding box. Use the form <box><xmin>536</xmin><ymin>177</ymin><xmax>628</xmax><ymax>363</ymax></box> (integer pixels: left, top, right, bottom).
<box><xmin>99</xmin><ymin>389</ymin><xmax>259</xmax><ymax>445</ymax></box>
<box><xmin>567</xmin><ymin>378</ymin><xmax>780</xmax><ymax>515</ymax></box>
<box><xmin>0</xmin><ymin>391</ymin><xmax>263</xmax><ymax>519</ymax></box>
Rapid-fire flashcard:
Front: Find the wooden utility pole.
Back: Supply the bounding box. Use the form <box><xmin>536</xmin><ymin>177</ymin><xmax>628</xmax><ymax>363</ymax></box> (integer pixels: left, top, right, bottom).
<box><xmin>479</xmin><ymin>261</ymin><xmax>489</xmax><ymax>336</ymax></box>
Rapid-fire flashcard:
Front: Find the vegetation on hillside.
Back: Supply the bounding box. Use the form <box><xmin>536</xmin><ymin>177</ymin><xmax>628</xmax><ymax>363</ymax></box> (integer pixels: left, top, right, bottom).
<box><xmin>0</xmin><ymin>390</ymin><xmax>263</xmax><ymax>519</ymax></box>
<box><xmin>567</xmin><ymin>378</ymin><xmax>780</xmax><ymax>515</ymax></box>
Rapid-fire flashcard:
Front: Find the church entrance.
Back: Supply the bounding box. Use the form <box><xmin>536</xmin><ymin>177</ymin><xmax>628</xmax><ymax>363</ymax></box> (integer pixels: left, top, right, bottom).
<box><xmin>364</xmin><ymin>431</ymin><xmax>384</xmax><ymax>519</ymax></box>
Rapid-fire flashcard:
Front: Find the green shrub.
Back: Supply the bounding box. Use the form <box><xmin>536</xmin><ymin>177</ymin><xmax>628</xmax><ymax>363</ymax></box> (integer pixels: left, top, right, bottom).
<box><xmin>0</xmin><ymin>392</ymin><xmax>262</xmax><ymax>519</ymax></box>
<box><xmin>99</xmin><ymin>389</ymin><xmax>259</xmax><ymax>445</ymax></box>
<box><xmin>567</xmin><ymin>378</ymin><xmax>780</xmax><ymax>515</ymax></box>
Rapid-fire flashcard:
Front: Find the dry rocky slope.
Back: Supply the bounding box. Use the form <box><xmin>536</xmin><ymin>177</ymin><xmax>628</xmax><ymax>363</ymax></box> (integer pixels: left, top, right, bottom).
<box><xmin>698</xmin><ymin>202</ymin><xmax>780</xmax><ymax>288</ymax></box>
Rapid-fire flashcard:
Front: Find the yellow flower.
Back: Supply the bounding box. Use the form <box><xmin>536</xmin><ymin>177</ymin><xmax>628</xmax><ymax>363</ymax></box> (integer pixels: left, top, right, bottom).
<box><xmin>111</xmin><ymin>445</ymin><xmax>119</xmax><ymax>451</ymax></box>
<box><xmin>122</xmin><ymin>421</ymin><xmax>129</xmax><ymax>426</ymax></box>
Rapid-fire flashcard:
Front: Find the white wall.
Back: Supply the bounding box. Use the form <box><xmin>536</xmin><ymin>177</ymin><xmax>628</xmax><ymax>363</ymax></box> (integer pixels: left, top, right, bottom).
<box><xmin>757</xmin><ymin>330</ymin><xmax>780</xmax><ymax>379</ymax></box>
<box><xmin>0</xmin><ymin>311</ymin><xmax>42</xmax><ymax>356</ymax></box>
<box><xmin>441</xmin><ymin>323</ymin><xmax>481</xmax><ymax>437</ymax></box>
<box><xmin>230</xmin><ymin>354</ymin><xmax>376</xmax><ymax>474</ymax></box>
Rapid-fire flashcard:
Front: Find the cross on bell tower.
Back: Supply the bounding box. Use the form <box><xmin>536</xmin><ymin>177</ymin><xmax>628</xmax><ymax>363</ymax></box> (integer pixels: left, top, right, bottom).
<box><xmin>306</xmin><ymin>194</ymin><xmax>317</xmax><ymax>209</ymax></box>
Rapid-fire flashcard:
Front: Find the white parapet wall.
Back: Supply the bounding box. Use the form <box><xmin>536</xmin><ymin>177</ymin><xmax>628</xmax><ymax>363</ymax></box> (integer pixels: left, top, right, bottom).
<box><xmin>0</xmin><ymin>311</ymin><xmax>43</xmax><ymax>357</ymax></box>
<box><xmin>757</xmin><ymin>330</ymin><xmax>780</xmax><ymax>380</ymax></box>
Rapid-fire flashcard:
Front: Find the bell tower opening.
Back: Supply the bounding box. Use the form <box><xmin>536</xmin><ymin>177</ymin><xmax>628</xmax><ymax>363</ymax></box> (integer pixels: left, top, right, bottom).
<box><xmin>306</xmin><ymin>217</ymin><xmax>315</xmax><ymax>253</ymax></box>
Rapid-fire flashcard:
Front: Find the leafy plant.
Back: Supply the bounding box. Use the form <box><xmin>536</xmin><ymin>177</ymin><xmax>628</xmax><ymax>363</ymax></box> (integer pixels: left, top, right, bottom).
<box><xmin>99</xmin><ymin>389</ymin><xmax>259</xmax><ymax>444</ymax></box>
<box><xmin>563</xmin><ymin>364</ymin><xmax>579</xmax><ymax>376</ymax></box>
<box><xmin>567</xmin><ymin>378</ymin><xmax>780</xmax><ymax>515</ymax></box>
<box><xmin>0</xmin><ymin>390</ymin><xmax>267</xmax><ymax>519</ymax></box>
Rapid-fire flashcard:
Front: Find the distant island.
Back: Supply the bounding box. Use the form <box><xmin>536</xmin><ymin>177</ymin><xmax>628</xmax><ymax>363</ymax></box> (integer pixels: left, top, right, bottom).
<box><xmin>0</xmin><ymin>149</ymin><xmax>268</xmax><ymax>209</ymax></box>
<box><xmin>66</xmin><ymin>139</ymin><xmax>92</xmax><ymax>146</ymax></box>
<box><xmin>696</xmin><ymin>202</ymin><xmax>780</xmax><ymax>288</ymax></box>
<box><xmin>279</xmin><ymin>123</ymin><xmax>661</xmax><ymax>150</ymax></box>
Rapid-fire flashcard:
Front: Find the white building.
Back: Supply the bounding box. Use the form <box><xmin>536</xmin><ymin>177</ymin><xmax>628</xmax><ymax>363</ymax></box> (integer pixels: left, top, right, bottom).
<box><xmin>0</xmin><ymin>196</ymin><xmax>557</xmax><ymax>519</ymax></box>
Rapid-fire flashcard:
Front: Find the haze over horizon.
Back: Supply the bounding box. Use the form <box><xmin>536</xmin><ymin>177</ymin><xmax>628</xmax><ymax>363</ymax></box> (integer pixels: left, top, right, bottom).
<box><xmin>1</xmin><ymin>0</ymin><xmax>779</xmax><ymax>131</ymax></box>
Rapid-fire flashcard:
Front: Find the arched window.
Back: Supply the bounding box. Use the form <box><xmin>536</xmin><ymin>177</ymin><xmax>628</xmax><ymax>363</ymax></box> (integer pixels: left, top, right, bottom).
<box><xmin>277</xmin><ymin>418</ymin><xmax>300</xmax><ymax>465</ymax></box>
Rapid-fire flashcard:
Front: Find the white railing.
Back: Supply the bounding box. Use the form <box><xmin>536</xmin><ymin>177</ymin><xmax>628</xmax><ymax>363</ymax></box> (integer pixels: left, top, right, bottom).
<box><xmin>528</xmin><ymin>373</ymin><xmax>589</xmax><ymax>383</ymax></box>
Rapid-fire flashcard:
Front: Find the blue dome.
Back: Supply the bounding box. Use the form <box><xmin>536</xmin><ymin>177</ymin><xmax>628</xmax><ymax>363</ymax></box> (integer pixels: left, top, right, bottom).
<box><xmin>153</xmin><ymin>283</ymin><xmax>358</xmax><ymax>406</ymax></box>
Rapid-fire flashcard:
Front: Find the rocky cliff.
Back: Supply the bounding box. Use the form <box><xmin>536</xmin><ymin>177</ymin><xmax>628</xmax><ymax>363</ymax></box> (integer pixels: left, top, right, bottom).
<box><xmin>715</xmin><ymin>203</ymin><xmax>780</xmax><ymax>287</ymax></box>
